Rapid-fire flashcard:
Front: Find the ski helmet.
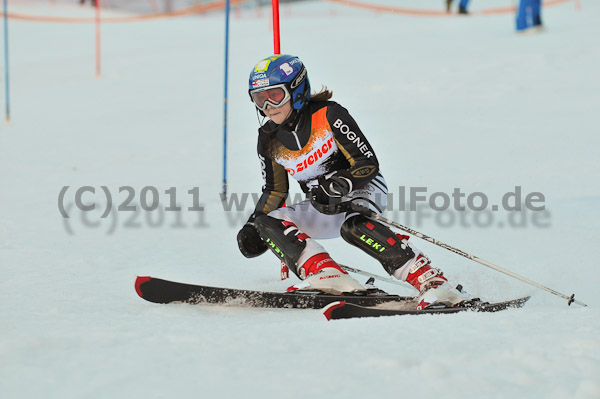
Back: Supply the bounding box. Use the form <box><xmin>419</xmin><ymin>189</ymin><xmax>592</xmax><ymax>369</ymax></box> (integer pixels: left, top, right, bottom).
<box><xmin>248</xmin><ymin>55</ymin><xmax>310</xmax><ymax>111</ymax></box>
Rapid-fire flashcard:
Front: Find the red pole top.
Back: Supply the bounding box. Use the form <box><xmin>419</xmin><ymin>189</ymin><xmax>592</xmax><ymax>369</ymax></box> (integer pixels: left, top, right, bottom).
<box><xmin>95</xmin><ymin>0</ymin><xmax>101</xmax><ymax>78</ymax></box>
<box><xmin>272</xmin><ymin>0</ymin><xmax>280</xmax><ymax>54</ymax></box>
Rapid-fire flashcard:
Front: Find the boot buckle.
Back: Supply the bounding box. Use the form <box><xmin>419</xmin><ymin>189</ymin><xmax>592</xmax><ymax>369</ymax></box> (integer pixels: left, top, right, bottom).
<box><xmin>417</xmin><ymin>268</ymin><xmax>440</xmax><ymax>284</ymax></box>
<box><xmin>409</xmin><ymin>256</ymin><xmax>430</xmax><ymax>274</ymax></box>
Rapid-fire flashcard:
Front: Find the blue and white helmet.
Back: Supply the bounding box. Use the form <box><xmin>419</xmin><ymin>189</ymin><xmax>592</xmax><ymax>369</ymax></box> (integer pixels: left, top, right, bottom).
<box><xmin>248</xmin><ymin>54</ymin><xmax>310</xmax><ymax>111</ymax></box>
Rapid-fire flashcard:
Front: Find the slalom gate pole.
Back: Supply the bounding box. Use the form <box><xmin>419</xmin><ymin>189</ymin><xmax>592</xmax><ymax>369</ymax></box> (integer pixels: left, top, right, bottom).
<box><xmin>3</xmin><ymin>0</ymin><xmax>9</xmax><ymax>123</ymax></box>
<box><xmin>95</xmin><ymin>0</ymin><xmax>101</xmax><ymax>78</ymax></box>
<box><xmin>364</xmin><ymin>210</ymin><xmax>587</xmax><ymax>307</ymax></box>
<box><xmin>272</xmin><ymin>0</ymin><xmax>280</xmax><ymax>54</ymax></box>
<box><xmin>221</xmin><ymin>0</ymin><xmax>231</xmax><ymax>200</ymax></box>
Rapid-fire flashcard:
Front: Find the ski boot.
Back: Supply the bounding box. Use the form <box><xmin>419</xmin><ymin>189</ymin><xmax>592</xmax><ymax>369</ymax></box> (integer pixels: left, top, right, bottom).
<box><xmin>340</xmin><ymin>214</ymin><xmax>468</xmax><ymax>309</ymax></box>
<box><xmin>405</xmin><ymin>255</ymin><xmax>468</xmax><ymax>310</ymax></box>
<box><xmin>287</xmin><ymin>252</ymin><xmax>365</xmax><ymax>295</ymax></box>
<box><xmin>254</xmin><ymin>214</ymin><xmax>365</xmax><ymax>295</ymax></box>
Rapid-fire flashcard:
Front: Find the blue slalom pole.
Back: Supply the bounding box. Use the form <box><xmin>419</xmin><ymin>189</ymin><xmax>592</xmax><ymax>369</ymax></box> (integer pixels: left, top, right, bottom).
<box><xmin>220</xmin><ymin>0</ymin><xmax>231</xmax><ymax>200</ymax></box>
<box><xmin>3</xmin><ymin>0</ymin><xmax>9</xmax><ymax>123</ymax></box>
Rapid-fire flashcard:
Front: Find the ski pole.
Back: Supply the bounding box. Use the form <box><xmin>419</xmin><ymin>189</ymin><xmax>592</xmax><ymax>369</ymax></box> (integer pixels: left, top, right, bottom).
<box><xmin>338</xmin><ymin>263</ymin><xmax>409</xmax><ymax>288</ymax></box>
<box><xmin>362</xmin><ymin>209</ymin><xmax>587</xmax><ymax>307</ymax></box>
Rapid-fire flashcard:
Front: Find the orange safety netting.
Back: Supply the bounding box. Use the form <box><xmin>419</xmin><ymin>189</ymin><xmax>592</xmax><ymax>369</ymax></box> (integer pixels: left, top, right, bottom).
<box><xmin>0</xmin><ymin>0</ymin><xmax>250</xmax><ymax>23</ymax></box>
<box><xmin>0</xmin><ymin>0</ymin><xmax>577</xmax><ymax>22</ymax></box>
<box><xmin>323</xmin><ymin>0</ymin><xmax>574</xmax><ymax>17</ymax></box>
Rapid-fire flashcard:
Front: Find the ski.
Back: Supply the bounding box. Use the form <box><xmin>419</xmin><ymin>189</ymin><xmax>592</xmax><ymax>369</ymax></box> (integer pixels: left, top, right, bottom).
<box><xmin>322</xmin><ymin>296</ymin><xmax>531</xmax><ymax>320</ymax></box>
<box><xmin>135</xmin><ymin>276</ymin><xmax>415</xmax><ymax>309</ymax></box>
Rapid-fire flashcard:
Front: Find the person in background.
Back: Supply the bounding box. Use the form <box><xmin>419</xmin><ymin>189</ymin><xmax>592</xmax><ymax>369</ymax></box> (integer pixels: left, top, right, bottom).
<box><xmin>446</xmin><ymin>0</ymin><xmax>470</xmax><ymax>15</ymax></box>
<box><xmin>516</xmin><ymin>0</ymin><xmax>544</xmax><ymax>33</ymax></box>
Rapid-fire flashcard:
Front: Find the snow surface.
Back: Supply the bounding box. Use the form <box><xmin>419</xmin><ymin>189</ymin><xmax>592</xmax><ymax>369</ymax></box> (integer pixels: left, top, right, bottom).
<box><xmin>1</xmin><ymin>1</ymin><xmax>599</xmax><ymax>398</ymax></box>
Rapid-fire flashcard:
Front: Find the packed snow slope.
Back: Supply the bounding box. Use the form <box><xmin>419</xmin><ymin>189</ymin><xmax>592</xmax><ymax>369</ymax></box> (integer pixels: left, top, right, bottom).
<box><xmin>1</xmin><ymin>1</ymin><xmax>599</xmax><ymax>398</ymax></box>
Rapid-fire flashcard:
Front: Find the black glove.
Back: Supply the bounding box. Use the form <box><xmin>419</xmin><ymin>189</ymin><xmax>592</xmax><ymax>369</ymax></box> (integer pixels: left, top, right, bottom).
<box><xmin>312</xmin><ymin>173</ymin><xmax>353</xmax><ymax>203</ymax></box>
<box><xmin>309</xmin><ymin>173</ymin><xmax>353</xmax><ymax>215</ymax></box>
<box><xmin>237</xmin><ymin>222</ymin><xmax>267</xmax><ymax>258</ymax></box>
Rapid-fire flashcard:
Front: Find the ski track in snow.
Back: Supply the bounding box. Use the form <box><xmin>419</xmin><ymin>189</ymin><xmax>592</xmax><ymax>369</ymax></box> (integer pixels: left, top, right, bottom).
<box><xmin>1</xmin><ymin>1</ymin><xmax>599</xmax><ymax>398</ymax></box>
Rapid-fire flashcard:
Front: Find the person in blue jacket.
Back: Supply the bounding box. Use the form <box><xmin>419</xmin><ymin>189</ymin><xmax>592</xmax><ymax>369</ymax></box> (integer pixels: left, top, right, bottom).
<box><xmin>516</xmin><ymin>0</ymin><xmax>543</xmax><ymax>32</ymax></box>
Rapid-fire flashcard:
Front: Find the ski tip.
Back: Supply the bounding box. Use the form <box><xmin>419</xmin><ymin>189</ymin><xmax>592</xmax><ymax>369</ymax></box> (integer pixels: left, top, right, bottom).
<box><xmin>135</xmin><ymin>276</ymin><xmax>151</xmax><ymax>298</ymax></box>
<box><xmin>322</xmin><ymin>301</ymin><xmax>346</xmax><ymax>321</ymax></box>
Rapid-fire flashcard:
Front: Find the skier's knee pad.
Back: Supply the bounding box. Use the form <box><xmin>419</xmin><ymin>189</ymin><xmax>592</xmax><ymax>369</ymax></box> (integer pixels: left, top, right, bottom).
<box><xmin>340</xmin><ymin>215</ymin><xmax>415</xmax><ymax>275</ymax></box>
<box><xmin>254</xmin><ymin>214</ymin><xmax>307</xmax><ymax>274</ymax></box>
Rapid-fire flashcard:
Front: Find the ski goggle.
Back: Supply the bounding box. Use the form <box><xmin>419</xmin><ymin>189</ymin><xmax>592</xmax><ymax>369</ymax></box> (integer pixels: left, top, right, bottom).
<box><xmin>250</xmin><ymin>84</ymin><xmax>291</xmax><ymax>111</ymax></box>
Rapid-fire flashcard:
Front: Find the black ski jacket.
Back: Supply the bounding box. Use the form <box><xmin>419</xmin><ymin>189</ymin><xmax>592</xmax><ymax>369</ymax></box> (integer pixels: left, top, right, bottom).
<box><xmin>252</xmin><ymin>100</ymin><xmax>384</xmax><ymax>216</ymax></box>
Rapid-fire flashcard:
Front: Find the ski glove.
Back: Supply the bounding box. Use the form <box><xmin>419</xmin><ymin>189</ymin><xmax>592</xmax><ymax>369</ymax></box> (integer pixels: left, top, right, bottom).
<box><xmin>312</xmin><ymin>172</ymin><xmax>353</xmax><ymax>202</ymax></box>
<box><xmin>309</xmin><ymin>172</ymin><xmax>353</xmax><ymax>215</ymax></box>
<box><xmin>237</xmin><ymin>222</ymin><xmax>268</xmax><ymax>258</ymax></box>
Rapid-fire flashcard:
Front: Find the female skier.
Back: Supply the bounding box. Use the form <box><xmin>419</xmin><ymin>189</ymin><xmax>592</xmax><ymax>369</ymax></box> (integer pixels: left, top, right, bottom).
<box><xmin>236</xmin><ymin>54</ymin><xmax>468</xmax><ymax>309</ymax></box>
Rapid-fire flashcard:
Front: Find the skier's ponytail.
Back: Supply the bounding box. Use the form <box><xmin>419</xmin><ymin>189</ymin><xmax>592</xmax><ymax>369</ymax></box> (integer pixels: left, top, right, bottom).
<box><xmin>310</xmin><ymin>86</ymin><xmax>333</xmax><ymax>102</ymax></box>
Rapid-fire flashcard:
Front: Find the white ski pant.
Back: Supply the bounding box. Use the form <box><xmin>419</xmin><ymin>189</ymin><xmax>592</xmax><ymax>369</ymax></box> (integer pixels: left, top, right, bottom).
<box><xmin>268</xmin><ymin>177</ymin><xmax>388</xmax><ymax>239</ymax></box>
<box><xmin>268</xmin><ymin>177</ymin><xmax>393</xmax><ymax>271</ymax></box>
<box><xmin>268</xmin><ymin>175</ymin><xmax>424</xmax><ymax>281</ymax></box>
